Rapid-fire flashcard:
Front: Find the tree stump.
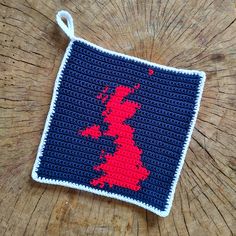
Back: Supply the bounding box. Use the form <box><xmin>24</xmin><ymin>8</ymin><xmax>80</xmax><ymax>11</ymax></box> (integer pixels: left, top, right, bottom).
<box><xmin>0</xmin><ymin>0</ymin><xmax>235</xmax><ymax>235</ymax></box>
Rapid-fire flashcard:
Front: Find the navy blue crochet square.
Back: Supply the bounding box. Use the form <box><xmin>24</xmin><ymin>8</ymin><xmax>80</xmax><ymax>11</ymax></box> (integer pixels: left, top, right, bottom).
<box><xmin>33</xmin><ymin>39</ymin><xmax>204</xmax><ymax>214</ymax></box>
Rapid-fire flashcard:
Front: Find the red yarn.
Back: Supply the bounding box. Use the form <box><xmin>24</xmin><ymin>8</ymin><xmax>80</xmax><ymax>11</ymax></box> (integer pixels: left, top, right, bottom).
<box><xmin>80</xmin><ymin>84</ymin><xmax>150</xmax><ymax>191</ymax></box>
<box><xmin>148</xmin><ymin>68</ymin><xmax>154</xmax><ymax>76</ymax></box>
<box><xmin>79</xmin><ymin>125</ymin><xmax>101</xmax><ymax>139</ymax></box>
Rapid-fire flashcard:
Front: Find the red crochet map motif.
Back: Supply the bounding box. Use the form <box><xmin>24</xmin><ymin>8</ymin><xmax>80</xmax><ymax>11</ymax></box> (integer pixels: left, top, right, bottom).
<box><xmin>79</xmin><ymin>84</ymin><xmax>150</xmax><ymax>191</ymax></box>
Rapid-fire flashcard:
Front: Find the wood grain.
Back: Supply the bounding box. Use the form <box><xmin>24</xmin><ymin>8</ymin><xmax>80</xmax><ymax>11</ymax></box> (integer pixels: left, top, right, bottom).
<box><xmin>0</xmin><ymin>0</ymin><xmax>235</xmax><ymax>235</ymax></box>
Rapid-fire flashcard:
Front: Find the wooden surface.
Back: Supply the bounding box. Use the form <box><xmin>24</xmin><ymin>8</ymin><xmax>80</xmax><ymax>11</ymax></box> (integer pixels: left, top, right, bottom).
<box><xmin>0</xmin><ymin>0</ymin><xmax>235</xmax><ymax>235</ymax></box>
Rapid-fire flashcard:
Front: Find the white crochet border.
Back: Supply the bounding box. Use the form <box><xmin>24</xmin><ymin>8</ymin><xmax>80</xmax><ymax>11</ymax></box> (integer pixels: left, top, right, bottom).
<box><xmin>31</xmin><ymin>36</ymin><xmax>206</xmax><ymax>217</ymax></box>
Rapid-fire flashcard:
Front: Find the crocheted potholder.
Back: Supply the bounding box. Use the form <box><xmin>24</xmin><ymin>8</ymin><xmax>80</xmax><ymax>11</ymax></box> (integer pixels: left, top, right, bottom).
<box><xmin>32</xmin><ymin>10</ymin><xmax>205</xmax><ymax>217</ymax></box>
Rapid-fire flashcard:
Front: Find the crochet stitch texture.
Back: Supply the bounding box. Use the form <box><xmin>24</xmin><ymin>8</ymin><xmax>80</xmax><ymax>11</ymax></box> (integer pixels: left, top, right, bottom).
<box><xmin>32</xmin><ymin>10</ymin><xmax>205</xmax><ymax>217</ymax></box>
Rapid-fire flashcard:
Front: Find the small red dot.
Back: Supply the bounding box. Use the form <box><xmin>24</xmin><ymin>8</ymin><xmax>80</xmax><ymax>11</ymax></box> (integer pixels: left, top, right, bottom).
<box><xmin>148</xmin><ymin>68</ymin><xmax>154</xmax><ymax>76</ymax></box>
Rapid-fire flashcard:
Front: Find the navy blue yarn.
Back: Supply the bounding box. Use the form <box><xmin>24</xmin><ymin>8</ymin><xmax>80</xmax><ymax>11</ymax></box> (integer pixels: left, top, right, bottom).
<box><xmin>36</xmin><ymin>40</ymin><xmax>202</xmax><ymax>211</ymax></box>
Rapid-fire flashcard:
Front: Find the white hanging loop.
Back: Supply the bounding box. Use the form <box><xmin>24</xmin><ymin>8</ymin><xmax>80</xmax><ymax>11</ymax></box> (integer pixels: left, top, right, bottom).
<box><xmin>56</xmin><ymin>10</ymin><xmax>74</xmax><ymax>39</ymax></box>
